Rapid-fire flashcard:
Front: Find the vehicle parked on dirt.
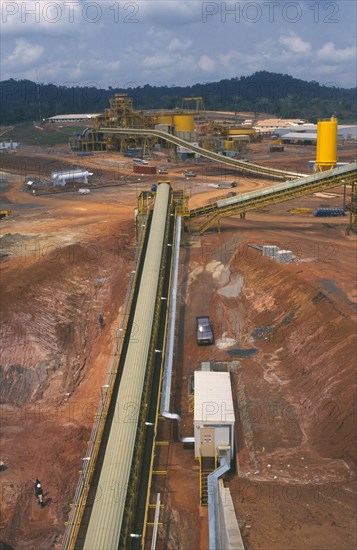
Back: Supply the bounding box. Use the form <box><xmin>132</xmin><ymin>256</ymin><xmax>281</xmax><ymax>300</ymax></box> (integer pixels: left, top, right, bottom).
<box><xmin>196</xmin><ymin>316</ymin><xmax>214</xmax><ymax>345</ymax></box>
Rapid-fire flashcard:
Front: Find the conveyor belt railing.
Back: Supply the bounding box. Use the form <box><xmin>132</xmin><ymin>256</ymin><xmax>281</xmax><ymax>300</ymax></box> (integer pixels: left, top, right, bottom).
<box><xmin>120</xmin><ymin>199</ymin><xmax>174</xmax><ymax>548</ymax></box>
<box><xmin>189</xmin><ymin>162</ymin><xmax>357</xmax><ymax>232</ymax></box>
<box><xmin>98</xmin><ymin>126</ymin><xmax>305</xmax><ymax>180</ymax></box>
<box><xmin>61</xmin><ymin>218</ymin><xmax>149</xmax><ymax>550</ymax></box>
<box><xmin>132</xmin><ymin>211</ymin><xmax>176</xmax><ymax>547</ymax></box>
<box><xmin>78</xmin><ymin>183</ymin><xmax>172</xmax><ymax>550</ymax></box>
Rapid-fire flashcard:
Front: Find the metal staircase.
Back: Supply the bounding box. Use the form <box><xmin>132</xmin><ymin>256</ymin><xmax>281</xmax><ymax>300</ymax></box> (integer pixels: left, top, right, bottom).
<box><xmin>199</xmin><ymin>454</ymin><xmax>217</xmax><ymax>506</ymax></box>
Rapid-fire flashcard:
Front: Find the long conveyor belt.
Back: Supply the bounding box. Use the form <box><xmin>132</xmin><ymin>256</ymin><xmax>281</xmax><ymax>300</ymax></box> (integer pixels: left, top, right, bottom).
<box><xmin>63</xmin><ymin>183</ymin><xmax>173</xmax><ymax>550</ymax></box>
<box><xmin>82</xmin><ymin>182</ymin><xmax>171</xmax><ymax>550</ymax></box>
<box><xmin>98</xmin><ymin>126</ymin><xmax>305</xmax><ymax>180</ymax></box>
<box><xmin>62</xmin><ymin>161</ymin><xmax>356</xmax><ymax>548</ymax></box>
<box><xmin>189</xmin><ymin>162</ymin><xmax>357</xmax><ymax>232</ymax></box>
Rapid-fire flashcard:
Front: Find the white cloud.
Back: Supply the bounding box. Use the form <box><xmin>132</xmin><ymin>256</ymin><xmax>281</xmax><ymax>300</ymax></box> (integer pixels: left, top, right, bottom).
<box><xmin>0</xmin><ymin>0</ymin><xmax>356</xmax><ymax>87</ymax></box>
<box><xmin>316</xmin><ymin>42</ymin><xmax>356</xmax><ymax>62</ymax></box>
<box><xmin>279</xmin><ymin>33</ymin><xmax>311</xmax><ymax>55</ymax></box>
<box><xmin>147</xmin><ymin>26</ymin><xmax>172</xmax><ymax>39</ymax></box>
<box><xmin>168</xmin><ymin>38</ymin><xmax>192</xmax><ymax>52</ymax></box>
<box><xmin>140</xmin><ymin>53</ymin><xmax>173</xmax><ymax>70</ymax></box>
<box><xmin>198</xmin><ymin>55</ymin><xmax>216</xmax><ymax>72</ymax></box>
<box><xmin>6</xmin><ymin>38</ymin><xmax>44</xmax><ymax>66</ymax></box>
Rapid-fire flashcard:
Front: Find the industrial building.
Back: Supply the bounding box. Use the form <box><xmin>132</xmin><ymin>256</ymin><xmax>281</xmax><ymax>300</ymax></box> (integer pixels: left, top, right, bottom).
<box><xmin>69</xmin><ymin>94</ymin><xmax>199</xmax><ymax>153</ymax></box>
<box><xmin>68</xmin><ymin>93</ymin><xmax>258</xmax><ymax>155</ymax></box>
<box><xmin>47</xmin><ymin>114</ymin><xmax>101</xmax><ymax>123</ymax></box>
<box><xmin>194</xmin><ymin>371</ymin><xmax>235</xmax><ymax>461</ymax></box>
<box><xmin>49</xmin><ymin>92</ymin><xmax>356</xmax><ymax>159</ymax></box>
<box><xmin>0</xmin><ymin>141</ymin><xmax>19</xmax><ymax>150</ymax></box>
<box><xmin>254</xmin><ymin>118</ymin><xmax>306</xmax><ymax>134</ymax></box>
<box><xmin>271</xmin><ymin>122</ymin><xmax>357</xmax><ymax>144</ymax></box>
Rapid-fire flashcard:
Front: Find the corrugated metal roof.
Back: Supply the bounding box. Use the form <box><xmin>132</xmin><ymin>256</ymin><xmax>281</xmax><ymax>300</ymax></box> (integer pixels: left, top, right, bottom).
<box><xmin>47</xmin><ymin>113</ymin><xmax>100</xmax><ymax>120</ymax></box>
<box><xmin>255</xmin><ymin>118</ymin><xmax>304</xmax><ymax>127</ymax></box>
<box><xmin>281</xmin><ymin>132</ymin><xmax>317</xmax><ymax>140</ymax></box>
<box><xmin>194</xmin><ymin>371</ymin><xmax>235</xmax><ymax>424</ymax></box>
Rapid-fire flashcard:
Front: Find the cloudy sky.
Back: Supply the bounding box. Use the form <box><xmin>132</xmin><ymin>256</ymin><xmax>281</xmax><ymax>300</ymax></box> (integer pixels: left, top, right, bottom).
<box><xmin>1</xmin><ymin>0</ymin><xmax>356</xmax><ymax>89</ymax></box>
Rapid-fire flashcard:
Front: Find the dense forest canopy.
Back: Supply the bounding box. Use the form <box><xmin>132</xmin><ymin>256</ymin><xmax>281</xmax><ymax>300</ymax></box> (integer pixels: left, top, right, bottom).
<box><xmin>1</xmin><ymin>71</ymin><xmax>356</xmax><ymax>124</ymax></box>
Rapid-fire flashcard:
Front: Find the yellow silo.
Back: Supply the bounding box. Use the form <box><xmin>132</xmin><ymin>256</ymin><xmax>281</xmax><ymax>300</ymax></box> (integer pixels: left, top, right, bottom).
<box><xmin>174</xmin><ymin>114</ymin><xmax>194</xmax><ymax>132</ymax></box>
<box><xmin>225</xmin><ymin>140</ymin><xmax>234</xmax><ymax>150</ymax></box>
<box><xmin>316</xmin><ymin>116</ymin><xmax>338</xmax><ymax>171</ymax></box>
<box><xmin>153</xmin><ymin>112</ymin><xmax>174</xmax><ymax>125</ymax></box>
<box><xmin>162</xmin><ymin>113</ymin><xmax>174</xmax><ymax>125</ymax></box>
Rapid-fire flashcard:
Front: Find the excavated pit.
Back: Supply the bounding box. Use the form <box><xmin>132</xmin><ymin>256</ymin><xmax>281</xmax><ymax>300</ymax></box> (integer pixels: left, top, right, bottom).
<box><xmin>171</xmin><ymin>220</ymin><xmax>356</xmax><ymax>550</ymax></box>
<box><xmin>0</xmin><ymin>146</ymin><xmax>356</xmax><ymax>550</ymax></box>
<box><xmin>0</xmin><ymin>182</ymin><xmax>136</xmax><ymax>548</ymax></box>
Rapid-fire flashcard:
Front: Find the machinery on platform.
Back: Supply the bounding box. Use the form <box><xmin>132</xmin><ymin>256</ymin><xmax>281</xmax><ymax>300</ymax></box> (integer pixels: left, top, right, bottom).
<box><xmin>70</xmin><ymin>93</ymin><xmax>199</xmax><ymax>152</ymax></box>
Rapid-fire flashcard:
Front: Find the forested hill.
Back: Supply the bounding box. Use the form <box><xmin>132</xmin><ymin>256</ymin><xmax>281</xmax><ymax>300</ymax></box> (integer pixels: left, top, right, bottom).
<box><xmin>1</xmin><ymin>71</ymin><xmax>356</xmax><ymax>124</ymax></box>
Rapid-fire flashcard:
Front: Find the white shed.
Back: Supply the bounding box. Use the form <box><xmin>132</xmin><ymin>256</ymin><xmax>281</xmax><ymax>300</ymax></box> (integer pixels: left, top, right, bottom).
<box><xmin>194</xmin><ymin>371</ymin><xmax>235</xmax><ymax>460</ymax></box>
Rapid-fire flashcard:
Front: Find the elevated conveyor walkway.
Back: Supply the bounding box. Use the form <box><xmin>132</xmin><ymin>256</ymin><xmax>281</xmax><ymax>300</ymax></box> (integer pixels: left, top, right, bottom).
<box><xmin>98</xmin><ymin>126</ymin><xmax>305</xmax><ymax>180</ymax></box>
<box><xmin>63</xmin><ymin>183</ymin><xmax>174</xmax><ymax>550</ymax></box>
<box><xmin>189</xmin><ymin>162</ymin><xmax>357</xmax><ymax>233</ymax></box>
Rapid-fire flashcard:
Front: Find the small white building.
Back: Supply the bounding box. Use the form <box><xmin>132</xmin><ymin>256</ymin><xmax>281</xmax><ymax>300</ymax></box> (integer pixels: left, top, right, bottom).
<box><xmin>46</xmin><ymin>113</ymin><xmax>100</xmax><ymax>123</ymax></box>
<box><xmin>0</xmin><ymin>141</ymin><xmax>19</xmax><ymax>150</ymax></box>
<box><xmin>194</xmin><ymin>371</ymin><xmax>235</xmax><ymax>460</ymax></box>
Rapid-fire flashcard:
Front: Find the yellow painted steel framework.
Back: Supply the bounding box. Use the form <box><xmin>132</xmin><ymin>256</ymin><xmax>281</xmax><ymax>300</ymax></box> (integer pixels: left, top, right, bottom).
<box><xmin>119</xmin><ymin>198</ymin><xmax>173</xmax><ymax>548</ymax></box>
<box><xmin>62</xmin><ymin>185</ymin><xmax>174</xmax><ymax>550</ymax></box>
<box><xmin>99</xmin><ymin>127</ymin><xmax>304</xmax><ymax>180</ymax></box>
<box><xmin>347</xmin><ymin>181</ymin><xmax>357</xmax><ymax>234</ymax></box>
<box><xmin>189</xmin><ymin>163</ymin><xmax>357</xmax><ymax>233</ymax></box>
<box><xmin>198</xmin><ymin>451</ymin><xmax>218</xmax><ymax>506</ymax></box>
<box><xmin>140</xmin><ymin>216</ymin><xmax>182</xmax><ymax>545</ymax></box>
<box><xmin>134</xmin><ymin>158</ymin><xmax>356</xmax><ymax>235</ymax></box>
<box><xmin>137</xmin><ymin>186</ymin><xmax>189</xmax><ymax>223</ymax></box>
<box><xmin>181</xmin><ymin>97</ymin><xmax>205</xmax><ymax>112</ymax></box>
<box><xmin>70</xmin><ymin>94</ymin><xmax>206</xmax><ymax>152</ymax></box>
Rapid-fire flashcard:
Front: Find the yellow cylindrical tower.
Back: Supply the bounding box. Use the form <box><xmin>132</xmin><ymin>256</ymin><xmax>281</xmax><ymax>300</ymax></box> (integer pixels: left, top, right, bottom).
<box><xmin>162</xmin><ymin>114</ymin><xmax>174</xmax><ymax>125</ymax></box>
<box><xmin>224</xmin><ymin>140</ymin><xmax>233</xmax><ymax>150</ymax></box>
<box><xmin>152</xmin><ymin>113</ymin><xmax>174</xmax><ymax>125</ymax></box>
<box><xmin>316</xmin><ymin>116</ymin><xmax>338</xmax><ymax>171</ymax></box>
<box><xmin>173</xmin><ymin>114</ymin><xmax>194</xmax><ymax>132</ymax></box>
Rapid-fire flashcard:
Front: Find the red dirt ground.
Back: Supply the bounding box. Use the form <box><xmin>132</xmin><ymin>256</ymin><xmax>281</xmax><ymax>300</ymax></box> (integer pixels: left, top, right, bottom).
<box><xmin>0</xmin><ymin>143</ymin><xmax>356</xmax><ymax>550</ymax></box>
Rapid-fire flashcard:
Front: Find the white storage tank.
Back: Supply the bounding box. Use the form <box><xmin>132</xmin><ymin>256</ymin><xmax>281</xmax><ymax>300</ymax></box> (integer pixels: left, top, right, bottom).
<box><xmin>263</xmin><ymin>245</ymin><xmax>279</xmax><ymax>257</ymax></box>
<box><xmin>275</xmin><ymin>250</ymin><xmax>293</xmax><ymax>263</ymax></box>
<box><xmin>194</xmin><ymin>371</ymin><xmax>235</xmax><ymax>460</ymax></box>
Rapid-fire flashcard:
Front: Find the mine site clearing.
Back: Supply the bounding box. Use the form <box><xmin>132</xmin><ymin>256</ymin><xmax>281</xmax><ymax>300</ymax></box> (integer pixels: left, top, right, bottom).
<box><xmin>0</xmin><ymin>135</ymin><xmax>356</xmax><ymax>550</ymax></box>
